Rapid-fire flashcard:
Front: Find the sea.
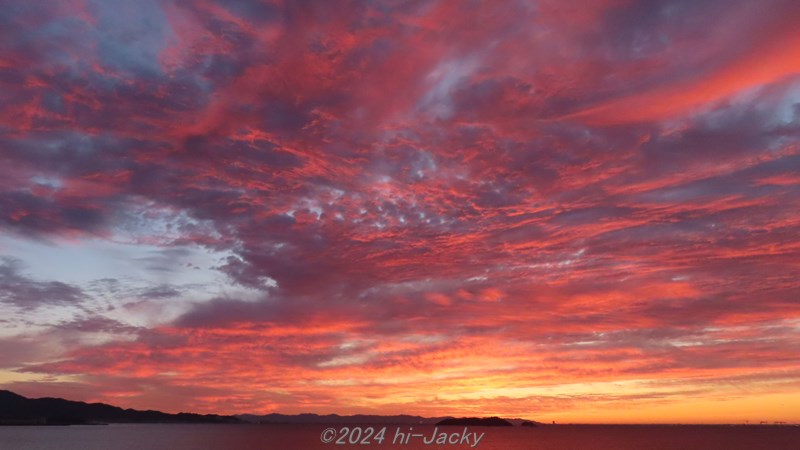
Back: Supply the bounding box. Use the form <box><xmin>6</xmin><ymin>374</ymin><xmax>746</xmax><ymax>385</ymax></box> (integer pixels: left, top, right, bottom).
<box><xmin>1</xmin><ymin>424</ymin><xmax>799</xmax><ymax>450</ymax></box>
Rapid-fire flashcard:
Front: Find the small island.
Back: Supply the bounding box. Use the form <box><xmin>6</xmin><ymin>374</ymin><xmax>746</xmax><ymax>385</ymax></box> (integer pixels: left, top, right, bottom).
<box><xmin>436</xmin><ymin>417</ymin><xmax>513</xmax><ymax>426</ymax></box>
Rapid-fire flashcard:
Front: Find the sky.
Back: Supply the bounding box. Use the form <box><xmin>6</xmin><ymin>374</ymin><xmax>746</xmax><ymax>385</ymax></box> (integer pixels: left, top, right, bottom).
<box><xmin>1</xmin><ymin>0</ymin><xmax>799</xmax><ymax>424</ymax></box>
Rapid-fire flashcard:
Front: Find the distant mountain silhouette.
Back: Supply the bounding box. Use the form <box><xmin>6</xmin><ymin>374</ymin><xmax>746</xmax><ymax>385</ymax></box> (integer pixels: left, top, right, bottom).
<box><xmin>0</xmin><ymin>390</ymin><xmax>539</xmax><ymax>426</ymax></box>
<box><xmin>0</xmin><ymin>390</ymin><xmax>239</xmax><ymax>425</ymax></box>
<box><xmin>237</xmin><ymin>412</ymin><xmax>450</xmax><ymax>424</ymax></box>
<box><xmin>437</xmin><ymin>417</ymin><xmax>514</xmax><ymax>426</ymax></box>
<box><xmin>237</xmin><ymin>414</ymin><xmax>540</xmax><ymax>426</ymax></box>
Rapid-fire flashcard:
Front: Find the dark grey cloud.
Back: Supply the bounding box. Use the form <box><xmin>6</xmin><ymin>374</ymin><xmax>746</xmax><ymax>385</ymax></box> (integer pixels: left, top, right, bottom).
<box><xmin>0</xmin><ymin>257</ymin><xmax>85</xmax><ymax>309</ymax></box>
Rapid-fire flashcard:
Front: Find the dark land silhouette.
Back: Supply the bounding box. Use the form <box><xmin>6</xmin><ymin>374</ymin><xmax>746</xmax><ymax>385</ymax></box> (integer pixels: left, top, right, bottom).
<box><xmin>437</xmin><ymin>416</ymin><xmax>514</xmax><ymax>426</ymax></box>
<box><xmin>238</xmin><ymin>412</ymin><xmax>447</xmax><ymax>424</ymax></box>
<box><xmin>1</xmin><ymin>390</ymin><xmax>538</xmax><ymax>426</ymax></box>
<box><xmin>0</xmin><ymin>390</ymin><xmax>239</xmax><ymax>425</ymax></box>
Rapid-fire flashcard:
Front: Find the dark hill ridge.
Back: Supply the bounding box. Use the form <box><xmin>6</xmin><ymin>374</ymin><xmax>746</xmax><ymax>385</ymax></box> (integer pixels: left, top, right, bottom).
<box><xmin>0</xmin><ymin>390</ymin><xmax>539</xmax><ymax>426</ymax></box>
<box><xmin>0</xmin><ymin>390</ymin><xmax>239</xmax><ymax>425</ymax></box>
<box><xmin>237</xmin><ymin>413</ymin><xmax>449</xmax><ymax>424</ymax></box>
<box><xmin>237</xmin><ymin>414</ymin><xmax>540</xmax><ymax>426</ymax></box>
<box><xmin>437</xmin><ymin>417</ymin><xmax>514</xmax><ymax>426</ymax></box>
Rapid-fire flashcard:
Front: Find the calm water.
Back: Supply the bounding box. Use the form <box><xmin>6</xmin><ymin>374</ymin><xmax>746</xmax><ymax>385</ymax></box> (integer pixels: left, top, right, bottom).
<box><xmin>1</xmin><ymin>424</ymin><xmax>799</xmax><ymax>450</ymax></box>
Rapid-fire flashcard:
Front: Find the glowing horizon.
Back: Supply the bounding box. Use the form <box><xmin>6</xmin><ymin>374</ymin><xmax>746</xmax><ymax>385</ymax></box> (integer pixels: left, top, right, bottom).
<box><xmin>1</xmin><ymin>0</ymin><xmax>799</xmax><ymax>424</ymax></box>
